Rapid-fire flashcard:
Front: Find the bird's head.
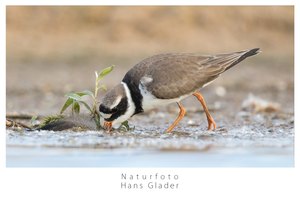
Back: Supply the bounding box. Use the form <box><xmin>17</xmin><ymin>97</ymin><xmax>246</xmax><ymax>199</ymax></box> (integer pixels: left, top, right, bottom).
<box><xmin>99</xmin><ymin>83</ymin><xmax>135</xmax><ymax>131</ymax></box>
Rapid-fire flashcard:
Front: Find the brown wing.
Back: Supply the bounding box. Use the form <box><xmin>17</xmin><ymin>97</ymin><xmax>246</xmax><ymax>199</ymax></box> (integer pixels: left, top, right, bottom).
<box><xmin>142</xmin><ymin>48</ymin><xmax>259</xmax><ymax>99</ymax></box>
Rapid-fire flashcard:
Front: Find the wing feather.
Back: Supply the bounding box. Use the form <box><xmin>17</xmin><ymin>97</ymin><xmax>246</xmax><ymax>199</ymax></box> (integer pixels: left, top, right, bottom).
<box><xmin>144</xmin><ymin>50</ymin><xmax>257</xmax><ymax>99</ymax></box>
<box><xmin>123</xmin><ymin>49</ymin><xmax>260</xmax><ymax>99</ymax></box>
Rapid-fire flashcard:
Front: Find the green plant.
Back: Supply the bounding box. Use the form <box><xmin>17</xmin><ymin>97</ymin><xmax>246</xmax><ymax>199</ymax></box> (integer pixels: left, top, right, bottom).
<box><xmin>39</xmin><ymin>115</ymin><xmax>64</xmax><ymax>128</ymax></box>
<box><xmin>60</xmin><ymin>65</ymin><xmax>114</xmax><ymax>129</ymax></box>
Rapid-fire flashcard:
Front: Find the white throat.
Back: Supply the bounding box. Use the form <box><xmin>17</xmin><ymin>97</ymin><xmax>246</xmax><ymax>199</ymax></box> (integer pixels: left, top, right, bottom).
<box><xmin>111</xmin><ymin>82</ymin><xmax>136</xmax><ymax>128</ymax></box>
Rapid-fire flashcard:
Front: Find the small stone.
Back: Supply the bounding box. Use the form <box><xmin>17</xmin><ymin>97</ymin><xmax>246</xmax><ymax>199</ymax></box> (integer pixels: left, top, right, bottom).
<box><xmin>187</xmin><ymin>119</ymin><xmax>196</xmax><ymax>125</ymax></box>
<box><xmin>215</xmin><ymin>86</ymin><xmax>227</xmax><ymax>97</ymax></box>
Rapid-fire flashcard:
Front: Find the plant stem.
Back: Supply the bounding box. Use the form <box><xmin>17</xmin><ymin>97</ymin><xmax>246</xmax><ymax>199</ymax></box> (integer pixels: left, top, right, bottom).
<box><xmin>93</xmin><ymin>73</ymin><xmax>101</xmax><ymax>129</ymax></box>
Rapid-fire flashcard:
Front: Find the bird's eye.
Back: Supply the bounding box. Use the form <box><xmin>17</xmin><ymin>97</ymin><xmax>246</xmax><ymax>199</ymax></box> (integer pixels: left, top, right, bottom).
<box><xmin>111</xmin><ymin>107</ymin><xmax>118</xmax><ymax>113</ymax></box>
<box><xmin>99</xmin><ymin>104</ymin><xmax>118</xmax><ymax>118</ymax></box>
<box><xmin>99</xmin><ymin>105</ymin><xmax>112</xmax><ymax>114</ymax></box>
<box><xmin>99</xmin><ymin>105</ymin><xmax>119</xmax><ymax>121</ymax></box>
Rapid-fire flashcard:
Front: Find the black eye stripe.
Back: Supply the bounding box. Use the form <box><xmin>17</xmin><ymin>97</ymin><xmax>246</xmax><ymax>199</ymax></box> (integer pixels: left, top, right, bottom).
<box><xmin>99</xmin><ymin>105</ymin><xmax>113</xmax><ymax>114</ymax></box>
<box><xmin>99</xmin><ymin>105</ymin><xmax>119</xmax><ymax>115</ymax></box>
<box><xmin>101</xmin><ymin>97</ymin><xmax>128</xmax><ymax>122</ymax></box>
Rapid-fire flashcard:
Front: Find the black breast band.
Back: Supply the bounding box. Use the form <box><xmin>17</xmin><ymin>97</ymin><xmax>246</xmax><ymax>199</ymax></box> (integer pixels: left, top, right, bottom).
<box><xmin>122</xmin><ymin>76</ymin><xmax>144</xmax><ymax>115</ymax></box>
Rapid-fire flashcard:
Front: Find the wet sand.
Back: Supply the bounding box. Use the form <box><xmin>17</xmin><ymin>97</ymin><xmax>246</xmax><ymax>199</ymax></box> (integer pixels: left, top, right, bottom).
<box><xmin>6</xmin><ymin>83</ymin><xmax>294</xmax><ymax>167</ymax></box>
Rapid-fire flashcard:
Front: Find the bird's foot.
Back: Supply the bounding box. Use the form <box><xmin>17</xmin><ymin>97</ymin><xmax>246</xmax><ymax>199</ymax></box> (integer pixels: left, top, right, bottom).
<box><xmin>207</xmin><ymin>117</ymin><xmax>217</xmax><ymax>131</ymax></box>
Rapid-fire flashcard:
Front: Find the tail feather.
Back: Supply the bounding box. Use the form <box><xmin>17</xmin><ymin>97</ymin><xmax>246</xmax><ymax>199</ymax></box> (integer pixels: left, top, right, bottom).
<box><xmin>226</xmin><ymin>48</ymin><xmax>260</xmax><ymax>70</ymax></box>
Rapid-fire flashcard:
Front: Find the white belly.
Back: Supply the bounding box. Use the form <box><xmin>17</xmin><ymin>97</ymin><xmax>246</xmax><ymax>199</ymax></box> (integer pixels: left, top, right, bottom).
<box><xmin>139</xmin><ymin>84</ymin><xmax>190</xmax><ymax>112</ymax></box>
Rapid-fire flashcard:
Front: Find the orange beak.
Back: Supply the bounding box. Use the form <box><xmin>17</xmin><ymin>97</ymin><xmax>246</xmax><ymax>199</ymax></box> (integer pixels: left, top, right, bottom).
<box><xmin>103</xmin><ymin>121</ymin><xmax>112</xmax><ymax>132</ymax></box>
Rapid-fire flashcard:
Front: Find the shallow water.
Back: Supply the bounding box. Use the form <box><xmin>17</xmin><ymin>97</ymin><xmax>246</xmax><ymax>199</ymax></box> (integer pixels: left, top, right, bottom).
<box><xmin>6</xmin><ymin>110</ymin><xmax>294</xmax><ymax>167</ymax></box>
<box><xmin>6</xmin><ymin>146</ymin><xmax>293</xmax><ymax>167</ymax></box>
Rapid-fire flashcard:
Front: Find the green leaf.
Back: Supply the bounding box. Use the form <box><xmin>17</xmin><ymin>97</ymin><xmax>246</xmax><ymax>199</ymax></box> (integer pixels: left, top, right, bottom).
<box><xmin>60</xmin><ymin>98</ymin><xmax>73</xmax><ymax>114</ymax></box>
<box><xmin>73</xmin><ymin>102</ymin><xmax>80</xmax><ymax>114</ymax></box>
<box><xmin>119</xmin><ymin>120</ymin><xmax>131</xmax><ymax>132</ymax></box>
<box><xmin>97</xmin><ymin>65</ymin><xmax>114</xmax><ymax>82</ymax></box>
<box><xmin>39</xmin><ymin>115</ymin><xmax>64</xmax><ymax>129</ymax></box>
<box><xmin>79</xmin><ymin>101</ymin><xmax>92</xmax><ymax>113</ymax></box>
<box><xmin>66</xmin><ymin>92</ymin><xmax>82</xmax><ymax>101</ymax></box>
<box><xmin>76</xmin><ymin>90</ymin><xmax>94</xmax><ymax>98</ymax></box>
<box><xmin>121</xmin><ymin>120</ymin><xmax>129</xmax><ymax>129</ymax></box>
<box><xmin>30</xmin><ymin>115</ymin><xmax>38</xmax><ymax>126</ymax></box>
<box><xmin>99</xmin><ymin>84</ymin><xmax>107</xmax><ymax>91</ymax></box>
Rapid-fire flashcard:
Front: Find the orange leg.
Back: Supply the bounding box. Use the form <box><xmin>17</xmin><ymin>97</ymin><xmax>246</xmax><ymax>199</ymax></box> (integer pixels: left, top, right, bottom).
<box><xmin>193</xmin><ymin>91</ymin><xmax>216</xmax><ymax>130</ymax></box>
<box><xmin>166</xmin><ymin>102</ymin><xmax>186</xmax><ymax>133</ymax></box>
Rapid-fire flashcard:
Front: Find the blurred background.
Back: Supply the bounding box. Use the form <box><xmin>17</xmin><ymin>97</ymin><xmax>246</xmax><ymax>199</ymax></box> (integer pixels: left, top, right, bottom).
<box><xmin>6</xmin><ymin>6</ymin><xmax>294</xmax><ymax>116</ymax></box>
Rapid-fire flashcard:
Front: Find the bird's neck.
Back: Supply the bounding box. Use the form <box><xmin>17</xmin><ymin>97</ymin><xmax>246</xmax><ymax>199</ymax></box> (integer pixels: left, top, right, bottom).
<box><xmin>121</xmin><ymin>81</ymin><xmax>143</xmax><ymax>116</ymax></box>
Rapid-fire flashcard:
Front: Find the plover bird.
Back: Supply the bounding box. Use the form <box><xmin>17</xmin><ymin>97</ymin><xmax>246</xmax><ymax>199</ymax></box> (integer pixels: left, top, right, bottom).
<box><xmin>100</xmin><ymin>48</ymin><xmax>260</xmax><ymax>132</ymax></box>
